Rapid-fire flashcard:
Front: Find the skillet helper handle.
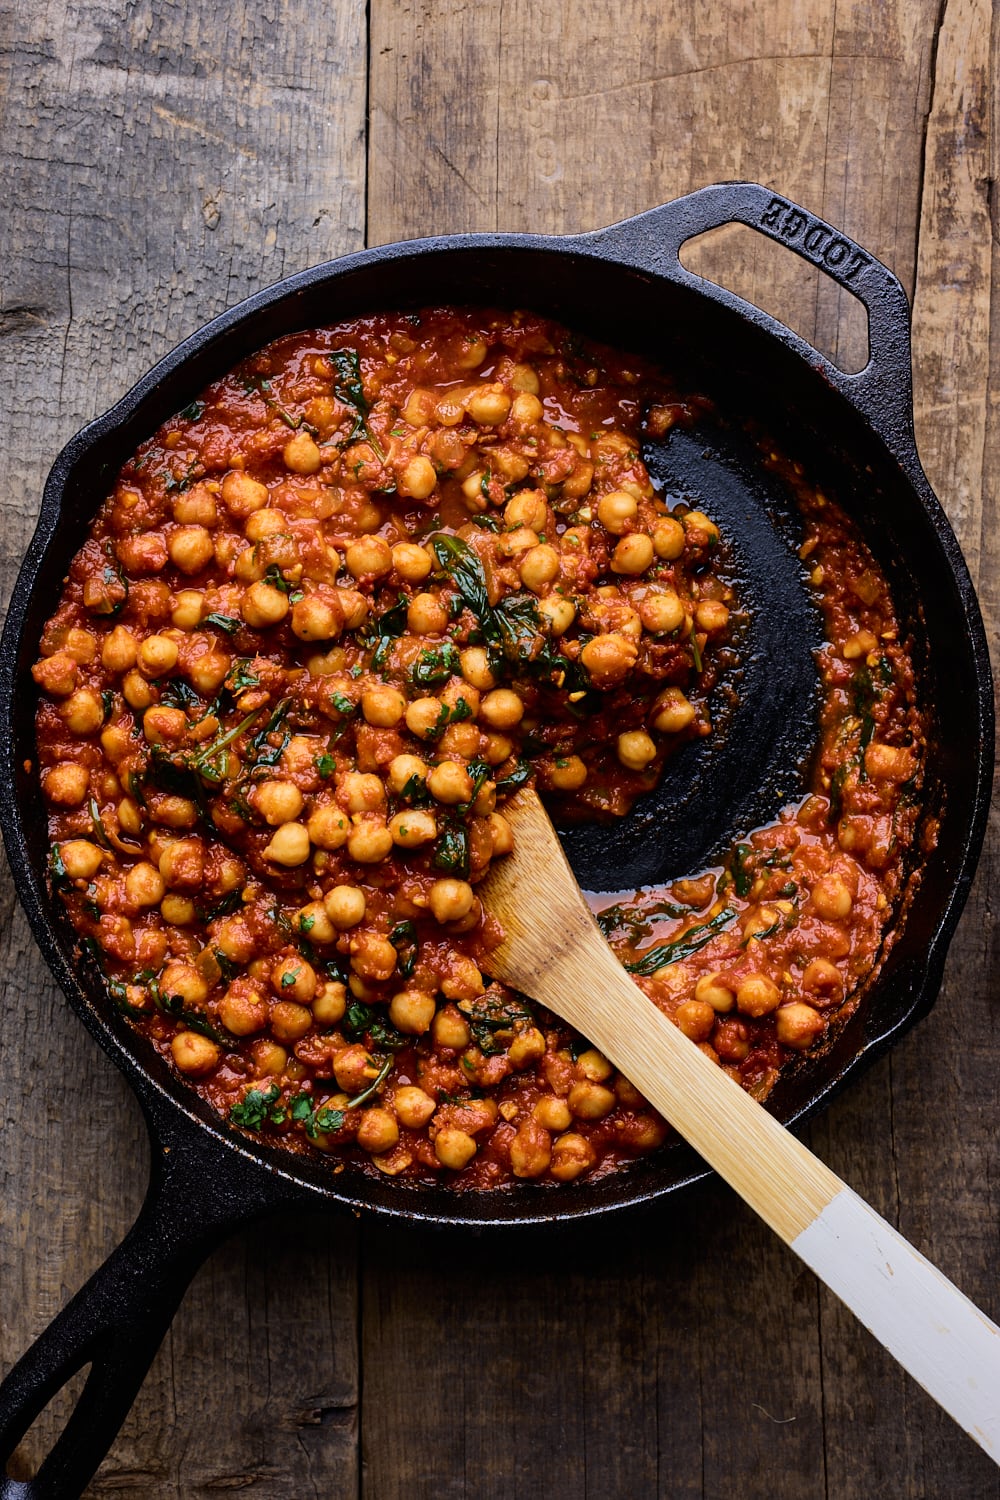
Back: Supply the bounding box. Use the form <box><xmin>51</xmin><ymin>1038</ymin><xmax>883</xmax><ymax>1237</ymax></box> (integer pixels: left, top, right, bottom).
<box><xmin>600</xmin><ymin>182</ymin><xmax>917</xmax><ymax>461</ymax></box>
<box><xmin>574</xmin><ymin>944</ymin><xmax>1000</xmax><ymax>1465</ymax></box>
<box><xmin>0</xmin><ymin>1111</ymin><xmax>291</xmax><ymax>1500</ymax></box>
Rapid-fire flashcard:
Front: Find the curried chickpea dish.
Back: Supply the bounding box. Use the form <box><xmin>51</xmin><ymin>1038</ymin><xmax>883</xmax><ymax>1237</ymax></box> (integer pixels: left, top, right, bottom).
<box><xmin>32</xmin><ymin>308</ymin><xmax>926</xmax><ymax>1189</ymax></box>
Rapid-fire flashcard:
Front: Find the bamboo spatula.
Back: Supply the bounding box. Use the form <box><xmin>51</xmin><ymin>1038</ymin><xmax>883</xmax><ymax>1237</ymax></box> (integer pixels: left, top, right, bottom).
<box><xmin>480</xmin><ymin>788</ymin><xmax>1000</xmax><ymax>1463</ymax></box>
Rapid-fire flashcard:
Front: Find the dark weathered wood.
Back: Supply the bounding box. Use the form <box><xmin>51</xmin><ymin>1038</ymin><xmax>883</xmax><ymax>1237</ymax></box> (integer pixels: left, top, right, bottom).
<box><xmin>3</xmin><ymin>0</ymin><xmax>1000</xmax><ymax>1493</ymax></box>
<box><xmin>0</xmin><ymin>1</ymin><xmax>367</xmax><ymax>1492</ymax></box>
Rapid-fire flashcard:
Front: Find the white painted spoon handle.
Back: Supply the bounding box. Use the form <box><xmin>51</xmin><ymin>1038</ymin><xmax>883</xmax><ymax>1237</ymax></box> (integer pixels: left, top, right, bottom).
<box><xmin>564</xmin><ymin>947</ymin><xmax>1000</xmax><ymax>1463</ymax></box>
<box><xmin>794</xmin><ymin>1186</ymin><xmax>1000</xmax><ymax>1459</ymax></box>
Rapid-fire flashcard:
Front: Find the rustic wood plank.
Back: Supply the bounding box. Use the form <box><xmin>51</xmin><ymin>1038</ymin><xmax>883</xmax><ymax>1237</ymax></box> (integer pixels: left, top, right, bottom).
<box><xmin>0</xmin><ymin>1</ymin><xmax>367</xmax><ymax>1493</ymax></box>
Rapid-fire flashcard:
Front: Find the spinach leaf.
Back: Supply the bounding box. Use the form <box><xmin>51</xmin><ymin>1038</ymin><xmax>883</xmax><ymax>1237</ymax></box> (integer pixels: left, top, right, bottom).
<box><xmin>624</xmin><ymin>907</ymin><xmax>738</xmax><ymax>976</ymax></box>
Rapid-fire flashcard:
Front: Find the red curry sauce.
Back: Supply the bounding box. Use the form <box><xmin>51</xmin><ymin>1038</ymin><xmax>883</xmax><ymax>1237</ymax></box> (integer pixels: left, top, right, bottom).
<box><xmin>31</xmin><ymin>308</ymin><xmax>925</xmax><ymax>1189</ymax></box>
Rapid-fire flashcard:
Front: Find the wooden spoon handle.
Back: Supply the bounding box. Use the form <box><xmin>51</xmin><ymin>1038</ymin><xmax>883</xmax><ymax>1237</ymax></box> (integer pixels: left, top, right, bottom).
<box><xmin>576</xmin><ymin>944</ymin><xmax>1000</xmax><ymax>1461</ymax></box>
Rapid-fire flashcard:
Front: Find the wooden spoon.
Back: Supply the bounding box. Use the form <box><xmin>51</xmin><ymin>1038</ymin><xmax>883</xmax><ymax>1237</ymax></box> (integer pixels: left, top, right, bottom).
<box><xmin>480</xmin><ymin>788</ymin><xmax>1000</xmax><ymax>1463</ymax></box>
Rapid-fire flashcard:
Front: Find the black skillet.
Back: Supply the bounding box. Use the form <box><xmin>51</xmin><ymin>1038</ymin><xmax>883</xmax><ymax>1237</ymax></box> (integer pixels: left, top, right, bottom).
<box><xmin>0</xmin><ymin>182</ymin><xmax>992</xmax><ymax>1499</ymax></box>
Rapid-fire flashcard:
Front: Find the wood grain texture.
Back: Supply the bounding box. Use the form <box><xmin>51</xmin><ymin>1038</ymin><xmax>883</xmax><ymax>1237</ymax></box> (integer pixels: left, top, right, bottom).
<box><xmin>1</xmin><ymin>0</ymin><xmax>998</xmax><ymax>1494</ymax></box>
<box><xmin>0</xmin><ymin>0</ymin><xmax>367</xmax><ymax>1492</ymax></box>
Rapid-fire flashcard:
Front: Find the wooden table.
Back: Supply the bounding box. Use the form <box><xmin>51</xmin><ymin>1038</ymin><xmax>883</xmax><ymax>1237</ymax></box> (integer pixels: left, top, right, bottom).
<box><xmin>1</xmin><ymin>2</ymin><xmax>997</xmax><ymax>1494</ymax></box>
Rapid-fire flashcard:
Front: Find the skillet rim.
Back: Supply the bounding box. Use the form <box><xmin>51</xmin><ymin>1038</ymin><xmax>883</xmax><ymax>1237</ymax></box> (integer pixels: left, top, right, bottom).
<box><xmin>0</xmin><ymin>191</ymin><xmax>992</xmax><ymax>1229</ymax></box>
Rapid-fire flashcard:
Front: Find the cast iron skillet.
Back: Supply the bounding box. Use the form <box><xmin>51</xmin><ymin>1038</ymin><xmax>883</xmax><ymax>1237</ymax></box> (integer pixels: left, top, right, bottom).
<box><xmin>0</xmin><ymin>182</ymin><xmax>992</xmax><ymax>1498</ymax></box>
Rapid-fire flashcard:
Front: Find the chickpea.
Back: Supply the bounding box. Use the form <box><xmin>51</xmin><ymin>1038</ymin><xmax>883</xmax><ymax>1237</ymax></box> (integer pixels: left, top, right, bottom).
<box><xmin>440</xmin><ymin>956</ymin><xmax>484</xmax><ymax>1001</ymax></box>
<box><xmin>440</xmin><ymin>723</ymin><xmax>480</xmax><ymax>759</ymax></box>
<box><xmin>434</xmin><ymin>1127</ymin><xmax>477</xmax><ymax>1170</ymax></box>
<box><xmin>161</xmin><ymin>894</ymin><xmax>196</xmax><ymax>925</ymax></box>
<box><xmin>171</xmin><ymin>1031</ymin><xmax>221</xmax><ymax>1076</ymax></box>
<box><xmin>454</xmin><ymin>647</ymin><xmax>493</xmax><ymax>693</ymax></box>
<box><xmin>313</xmin><ymin>980</ymin><xmax>348</xmax><ymax>1026</ymax></box>
<box><xmin>32</xmin><ymin>651</ymin><xmax>78</xmax><ymax>696</ymax></box>
<box><xmin>125</xmin><ymin>862</ymin><xmax>166</xmax><ymax>908</ymax></box>
<box><xmin>150</xmin><ymin>956</ymin><xmax>203</xmax><ymax>1005</ymax></box>
<box><xmin>617</xmin><ymin>731</ymin><xmax>657</xmax><ymax>771</ymax></box>
<box><xmin>270</xmin><ymin>1000</ymin><xmax>313</xmax><ymax>1042</ymax></box>
<box><xmin>214</xmin><ymin>915</ymin><xmax>255</xmax><ymax>962</ymax></box>
<box><xmin>172</xmin><ymin>489</ymin><xmax>216</xmax><ymax>526</ymax></box>
<box><xmin>393</xmin><ymin>1085</ymin><xmax>436</xmax><ymax>1128</ymax></box>
<box><xmin>611</xmin><ymin>533</ymin><xmax>655</xmax><ymax>576</ymax></box>
<box><xmin>253</xmin><ymin>1041</ymin><xmax>288</xmax><ymax>1077</ymax></box>
<box><xmin>242</xmin><ymin>581</ymin><xmax>290</xmax><ymax>629</ymax></box>
<box><xmin>158</xmin><ymin>839</ymin><xmax>204</xmax><ymax>889</ymax></box>
<box><xmin>428</xmin><ymin>878</ymin><xmax>475</xmax><ymax>924</ymax></box>
<box><xmin>407</xmin><ymin>592</ymin><xmax>449</xmax><ymax>635</ymax></box>
<box><xmin>597</xmin><ymin>490</ymin><xmax>639</xmax><ymax>534</ymax></box>
<box><xmin>519</xmin><ymin>544</ymin><xmax>560</xmax><ymax>594</ymax></box>
<box><xmin>221</xmin><ymin>471</ymin><xmax>269</xmax><ymax>517</ymax></box>
<box><xmin>505</xmin><ymin>490</ymin><xmax>548</xmax><ymax>531</ymax></box>
<box><xmin>575</xmin><ymin>1049</ymin><xmax>613</xmax><ymax>1083</ymax></box>
<box><xmin>43</xmin><ymin>763</ymin><xmax>89</xmax><ymax>806</ymax></box>
<box><xmin>142</xmin><ymin>706</ymin><xmax>187</xmax><ymax>746</ymax></box>
<box><xmin>334</xmin><ymin>1043</ymin><xmax>380</xmax><ymax>1094</ymax></box>
<box><xmin>283</xmin><ymin>431</ymin><xmax>322</xmax><ymax>474</ymax></box>
<box><xmin>736</xmin><ymin>974</ymin><xmax>782</xmax><ymax>1017</ymax></box>
<box><xmin>651</xmin><ymin>687</ymin><xmax>696</xmax><ymax>734</ymax></box>
<box><xmin>137</xmin><ymin>634</ymin><xmax>179</xmax><ymax>677</ymax></box>
<box><xmin>122</xmin><ymin>671</ymin><xmax>152</xmax><ymax>710</ymax></box>
<box><xmin>264</xmin><ymin>821</ymin><xmax>311</xmax><ymax>866</ymax></box>
<box><xmin>291</xmin><ymin>595</ymin><xmax>341</xmax><ymax>641</ymax></box>
<box><xmin>388</xmin><ymin>753</ymin><xmax>430</xmax><ymax>795</ymax></box>
<box><xmin>864</xmin><ymin>742</ymin><xmax>915</xmax><ymax>783</ymax></box>
<box><xmin>62</xmin><ymin>689</ymin><xmax>104</xmax><ymax>736</ymax></box>
<box><xmin>362</xmin><ymin>685</ymin><xmax>407</xmax><ymax>727</ymax></box>
<box><xmin>479</xmin><ymin>688</ymin><xmax>524</xmax><ymax>730</ymax></box>
<box><xmin>694</xmin><ymin>973</ymin><xmax>736</xmax><ymax>1012</ymax></box>
<box><xmin>272</xmin><ymin>955</ymin><xmax>317</xmax><ymax>1003</ymax></box>
<box><xmin>568</xmin><ymin>1081</ymin><xmax>616</xmax><ymax>1120</ymax></box>
<box><xmin>349</xmin><ymin>933</ymin><xmax>397</xmax><ymax>983</ymax></box>
<box><xmin>510</xmin><ymin>1120</ymin><xmax>552</xmax><ymax>1178</ymax></box>
<box><xmin>431</xmin><ymin>1005</ymin><xmax>471</xmax><ymax>1050</ymax></box>
<box><xmin>639</xmin><ymin>590</ymin><xmax>685</xmax><ymax>634</ymax></box>
<box><xmin>538</xmin><ymin>595</ymin><xmax>576</xmax><ymax>636</ymax></box>
<box><xmin>465</xmin><ymin>385</ymin><xmax>511</xmax><ymax>425</ymax></box>
<box><xmin>534</xmin><ymin>1096</ymin><xmax>573</xmax><ymax>1132</ymax></box>
<box><xmin>489</xmin><ymin>813</ymin><xmax>514</xmax><ymax>856</ymax></box>
<box><xmin>674</xmin><ymin>998</ymin><xmax>716</xmax><ymax>1042</ymax></box>
<box><xmin>508</xmin><ymin>1027</ymin><xmax>546</xmax><ymax>1069</ymax></box>
<box><xmin>101</xmin><ymin>626</ymin><xmax>139</xmax><ymax>672</ymax></box>
<box><xmin>406</xmin><ymin>696</ymin><xmax>446</xmax><ymax>740</ymax></box>
<box><xmin>811</xmin><ymin>874</ymin><xmax>853</xmax><ymax>920</ymax></box>
<box><xmin>392</xmin><ymin>541</ymin><xmax>433</xmax><ymax>582</ymax></box>
<box><xmin>389</xmin><ymin>808</ymin><xmax>437</xmax><ymax>848</ymax></box>
<box><xmin>219</xmin><ymin>985</ymin><xmax>269</xmax><ymax>1036</ymax></box>
<box><xmin>308</xmin><ymin>805</ymin><xmax>350</xmax><ymax>850</ymax></box>
<box><xmin>168</xmin><ymin>526</ymin><xmax>214</xmax><ymax>575</ymax></box>
<box><xmin>59</xmin><ymin>840</ymin><xmax>104</xmax><ymax>880</ymax></box>
<box><xmin>775</xmin><ymin>1002</ymin><xmax>826</xmax><ymax>1050</ymax></box>
<box><xmin>549</xmin><ymin>1133</ymin><xmax>597</xmax><ymax>1181</ymax></box>
<box><xmin>340</xmin><ymin>772</ymin><xmax>385</xmax><ymax>813</ymax></box>
<box><xmin>425</xmin><ymin>763</ymin><xmax>473</xmax><ymax>806</ymax></box>
<box><xmin>545</xmin><ymin>755</ymin><xmax>586</xmax><ymax>792</ymax></box>
<box><xmin>357</xmin><ymin>1107</ymin><xmax>399</xmax><ymax>1155</ymax></box>
<box><xmin>580</xmin><ymin>633</ymin><xmax>637</xmax><ymax>688</ymax></box>
<box><xmin>151</xmin><ymin>795</ymin><xmax>198</xmax><ymax>829</ymax></box>
<box><xmin>802</xmin><ymin>958</ymin><xmax>844</xmax><ymax>1004</ymax></box>
<box><xmin>253</xmin><ymin>779</ymin><xmax>304</xmax><ymax>826</ymax></box>
<box><xmin>297</xmin><ymin>901</ymin><xmax>336</xmax><ymax>945</ymax></box>
<box><xmin>398</xmin><ymin>454</ymin><xmax>437</xmax><ymax>500</ymax></box>
<box><xmin>652</xmin><ymin>517</ymin><xmax>686</xmax><ymax>559</ymax></box>
<box><xmin>345</xmin><ymin>536</ymin><xmax>392</xmax><ymax>579</ymax></box>
<box><xmin>482</xmin><ymin>734</ymin><xmax>513</xmax><ymax>767</ymax></box>
<box><xmin>324</xmin><ymin>884</ymin><xmax>367</xmax><ymax>929</ymax></box>
<box><xmin>683</xmin><ymin>510</ymin><xmax>720</xmax><ymax>546</ymax></box>
<box><xmin>389</xmin><ymin>988</ymin><xmax>437</xmax><ymax>1035</ymax></box>
<box><xmin>245</xmin><ymin>510</ymin><xmax>288</xmax><ymax>542</ymax></box>
<box><xmin>170</xmin><ymin>590</ymin><xmax>203</xmax><ymax>630</ymax></box>
<box><xmin>347</xmin><ymin>820</ymin><xmax>394</xmax><ymax>863</ymax></box>
<box><xmin>188</xmin><ymin>650</ymin><xmax>230</xmax><ymax>695</ymax></box>
<box><xmin>696</xmin><ymin>600</ymin><xmax>730</xmax><ymax>633</ymax></box>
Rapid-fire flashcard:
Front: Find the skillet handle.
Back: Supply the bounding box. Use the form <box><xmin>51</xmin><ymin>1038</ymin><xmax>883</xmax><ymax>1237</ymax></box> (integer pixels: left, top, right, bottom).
<box><xmin>0</xmin><ymin>1106</ymin><xmax>296</xmax><ymax>1500</ymax></box>
<box><xmin>589</xmin><ymin>182</ymin><xmax>917</xmax><ymax>465</ymax></box>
